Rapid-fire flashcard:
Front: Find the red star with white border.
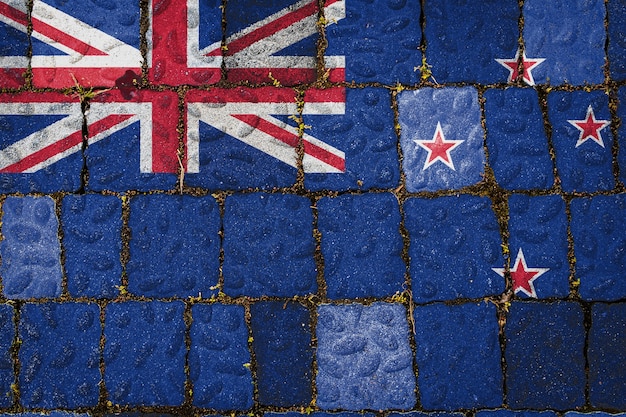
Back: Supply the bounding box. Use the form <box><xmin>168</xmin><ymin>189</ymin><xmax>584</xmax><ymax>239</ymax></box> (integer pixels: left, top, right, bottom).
<box><xmin>567</xmin><ymin>105</ymin><xmax>610</xmax><ymax>148</ymax></box>
<box><xmin>414</xmin><ymin>122</ymin><xmax>463</xmax><ymax>171</ymax></box>
<box><xmin>495</xmin><ymin>49</ymin><xmax>545</xmax><ymax>86</ymax></box>
<box><xmin>492</xmin><ymin>248</ymin><xmax>549</xmax><ymax>298</ymax></box>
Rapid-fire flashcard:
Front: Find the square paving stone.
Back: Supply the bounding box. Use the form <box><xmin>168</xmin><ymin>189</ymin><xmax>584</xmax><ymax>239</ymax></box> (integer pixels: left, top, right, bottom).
<box><xmin>61</xmin><ymin>195</ymin><xmax>122</xmax><ymax>298</ymax></box>
<box><xmin>570</xmin><ymin>195</ymin><xmax>626</xmax><ymax>301</ymax></box>
<box><xmin>19</xmin><ymin>302</ymin><xmax>101</xmax><ymax>408</ymax></box>
<box><xmin>398</xmin><ymin>87</ymin><xmax>485</xmax><ymax>192</ymax></box>
<box><xmin>547</xmin><ymin>91</ymin><xmax>614</xmax><ymax>192</ymax></box>
<box><xmin>588</xmin><ymin>303</ymin><xmax>626</xmax><ymax>409</ymax></box>
<box><xmin>317</xmin><ymin>193</ymin><xmax>405</xmax><ymax>299</ymax></box>
<box><xmin>608</xmin><ymin>0</ymin><xmax>626</xmax><ymax>80</ymax></box>
<box><xmin>104</xmin><ymin>301</ymin><xmax>186</xmax><ymax>406</ymax></box>
<box><xmin>190</xmin><ymin>304</ymin><xmax>253</xmax><ymax>410</ymax></box>
<box><xmin>413</xmin><ymin>302</ymin><xmax>503</xmax><ymax>411</ymax></box>
<box><xmin>424</xmin><ymin>0</ymin><xmax>518</xmax><ymax>84</ymax></box>
<box><xmin>223</xmin><ymin>193</ymin><xmax>317</xmax><ymax>297</ymax></box>
<box><xmin>127</xmin><ymin>194</ymin><xmax>220</xmax><ymax>298</ymax></box>
<box><xmin>405</xmin><ymin>195</ymin><xmax>504</xmax><ymax>302</ymax></box>
<box><xmin>484</xmin><ymin>88</ymin><xmax>554</xmax><ymax>190</ymax></box>
<box><xmin>250</xmin><ymin>301</ymin><xmax>313</xmax><ymax>407</ymax></box>
<box><xmin>0</xmin><ymin>305</ymin><xmax>14</xmax><ymax>407</ymax></box>
<box><xmin>523</xmin><ymin>0</ymin><xmax>605</xmax><ymax>85</ymax></box>
<box><xmin>1</xmin><ymin>196</ymin><xmax>62</xmax><ymax>299</ymax></box>
<box><xmin>316</xmin><ymin>303</ymin><xmax>415</xmax><ymax>410</ymax></box>
<box><xmin>505</xmin><ymin>301</ymin><xmax>585</xmax><ymax>409</ymax></box>
<box><xmin>0</xmin><ymin>0</ymin><xmax>28</xmax><ymax>88</ymax></box>
<box><xmin>325</xmin><ymin>0</ymin><xmax>421</xmax><ymax>84</ymax></box>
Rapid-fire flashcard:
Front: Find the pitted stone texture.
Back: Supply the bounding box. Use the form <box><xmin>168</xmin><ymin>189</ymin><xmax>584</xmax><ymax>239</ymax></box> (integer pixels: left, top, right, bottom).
<box><xmin>317</xmin><ymin>193</ymin><xmax>405</xmax><ymax>299</ymax></box>
<box><xmin>413</xmin><ymin>303</ymin><xmax>502</xmax><ymax>410</ymax></box>
<box><xmin>505</xmin><ymin>301</ymin><xmax>585</xmax><ymax>409</ymax></box>
<box><xmin>1</xmin><ymin>196</ymin><xmax>62</xmax><ymax>299</ymax></box>
<box><xmin>325</xmin><ymin>0</ymin><xmax>421</xmax><ymax>84</ymax></box>
<box><xmin>390</xmin><ymin>413</ymin><xmax>465</xmax><ymax>417</ymax></box>
<box><xmin>618</xmin><ymin>88</ymin><xmax>626</xmax><ymax>184</ymax></box>
<box><xmin>508</xmin><ymin>195</ymin><xmax>569</xmax><ymax>298</ymax></box>
<box><xmin>548</xmin><ymin>91</ymin><xmax>613</xmax><ymax>192</ymax></box>
<box><xmin>127</xmin><ymin>195</ymin><xmax>220</xmax><ymax>298</ymax></box>
<box><xmin>251</xmin><ymin>301</ymin><xmax>313</xmax><ymax>407</ymax></box>
<box><xmin>62</xmin><ymin>195</ymin><xmax>122</xmax><ymax>298</ymax></box>
<box><xmin>484</xmin><ymin>88</ymin><xmax>554</xmax><ymax>190</ymax></box>
<box><xmin>104</xmin><ymin>301</ymin><xmax>185</xmax><ymax>406</ymax></box>
<box><xmin>523</xmin><ymin>0</ymin><xmax>605</xmax><ymax>85</ymax></box>
<box><xmin>589</xmin><ymin>303</ymin><xmax>626</xmax><ymax>409</ymax></box>
<box><xmin>405</xmin><ymin>195</ymin><xmax>504</xmax><ymax>302</ymax></box>
<box><xmin>567</xmin><ymin>412</ymin><xmax>626</xmax><ymax>417</ymax></box>
<box><xmin>608</xmin><ymin>0</ymin><xmax>626</xmax><ymax>80</ymax></box>
<box><xmin>190</xmin><ymin>304</ymin><xmax>253</xmax><ymax>410</ymax></box>
<box><xmin>19</xmin><ymin>302</ymin><xmax>101</xmax><ymax>408</ymax></box>
<box><xmin>398</xmin><ymin>87</ymin><xmax>485</xmax><ymax>191</ymax></box>
<box><xmin>477</xmin><ymin>411</ymin><xmax>558</xmax><ymax>417</ymax></box>
<box><xmin>268</xmin><ymin>413</ymin><xmax>376</xmax><ymax>417</ymax></box>
<box><xmin>316</xmin><ymin>303</ymin><xmax>416</xmax><ymax>410</ymax></box>
<box><xmin>304</xmin><ymin>88</ymin><xmax>399</xmax><ymax>191</ymax></box>
<box><xmin>0</xmin><ymin>0</ymin><xmax>27</xmax><ymax>88</ymax></box>
<box><xmin>223</xmin><ymin>193</ymin><xmax>316</xmax><ymax>297</ymax></box>
<box><xmin>0</xmin><ymin>305</ymin><xmax>14</xmax><ymax>407</ymax></box>
<box><xmin>570</xmin><ymin>195</ymin><xmax>626</xmax><ymax>301</ymax></box>
<box><xmin>424</xmin><ymin>0</ymin><xmax>518</xmax><ymax>84</ymax></box>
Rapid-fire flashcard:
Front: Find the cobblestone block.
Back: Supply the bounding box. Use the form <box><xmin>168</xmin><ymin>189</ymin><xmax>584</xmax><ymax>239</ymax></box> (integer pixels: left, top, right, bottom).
<box><xmin>505</xmin><ymin>301</ymin><xmax>585</xmax><ymax>409</ymax></box>
<box><xmin>405</xmin><ymin>195</ymin><xmax>504</xmax><ymax>302</ymax></box>
<box><xmin>608</xmin><ymin>0</ymin><xmax>626</xmax><ymax>80</ymax></box>
<box><xmin>127</xmin><ymin>194</ymin><xmax>220</xmax><ymax>298</ymax></box>
<box><xmin>1</xmin><ymin>196</ymin><xmax>62</xmax><ymax>299</ymax></box>
<box><xmin>61</xmin><ymin>195</ymin><xmax>122</xmax><ymax>298</ymax></box>
<box><xmin>413</xmin><ymin>302</ymin><xmax>503</xmax><ymax>411</ymax></box>
<box><xmin>190</xmin><ymin>304</ymin><xmax>253</xmax><ymax>410</ymax></box>
<box><xmin>250</xmin><ymin>301</ymin><xmax>313</xmax><ymax>407</ymax></box>
<box><xmin>0</xmin><ymin>305</ymin><xmax>14</xmax><ymax>407</ymax></box>
<box><xmin>0</xmin><ymin>0</ymin><xmax>27</xmax><ymax>87</ymax></box>
<box><xmin>316</xmin><ymin>303</ymin><xmax>416</xmax><ymax>410</ymax></box>
<box><xmin>317</xmin><ymin>193</ymin><xmax>405</xmax><ymax>299</ymax></box>
<box><xmin>19</xmin><ymin>302</ymin><xmax>101</xmax><ymax>408</ymax></box>
<box><xmin>223</xmin><ymin>193</ymin><xmax>317</xmax><ymax>297</ymax></box>
<box><xmin>104</xmin><ymin>301</ymin><xmax>185</xmax><ymax>406</ymax></box>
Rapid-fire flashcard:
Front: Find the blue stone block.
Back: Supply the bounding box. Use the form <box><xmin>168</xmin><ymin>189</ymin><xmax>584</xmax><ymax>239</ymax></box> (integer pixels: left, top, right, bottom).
<box><xmin>523</xmin><ymin>0</ymin><xmax>605</xmax><ymax>85</ymax></box>
<box><xmin>477</xmin><ymin>411</ymin><xmax>558</xmax><ymax>417</ymax></box>
<box><xmin>251</xmin><ymin>301</ymin><xmax>313</xmax><ymax>407</ymax></box>
<box><xmin>127</xmin><ymin>195</ymin><xmax>220</xmax><ymax>298</ymax></box>
<box><xmin>566</xmin><ymin>413</ymin><xmax>626</xmax><ymax>417</ymax></box>
<box><xmin>190</xmin><ymin>304</ymin><xmax>253</xmax><ymax>410</ymax></box>
<box><xmin>589</xmin><ymin>303</ymin><xmax>626</xmax><ymax>409</ymax></box>
<box><xmin>267</xmin><ymin>413</ymin><xmax>375</xmax><ymax>417</ymax></box>
<box><xmin>618</xmin><ymin>87</ymin><xmax>626</xmax><ymax>184</ymax></box>
<box><xmin>398</xmin><ymin>87</ymin><xmax>485</xmax><ymax>191</ymax></box>
<box><xmin>413</xmin><ymin>303</ymin><xmax>502</xmax><ymax>410</ymax></box>
<box><xmin>404</xmin><ymin>195</ymin><xmax>504</xmax><ymax>302</ymax></box>
<box><xmin>304</xmin><ymin>88</ymin><xmax>399</xmax><ymax>191</ymax></box>
<box><xmin>104</xmin><ymin>301</ymin><xmax>185</xmax><ymax>406</ymax></box>
<box><xmin>1</xmin><ymin>196</ymin><xmax>62</xmax><ymax>299</ymax></box>
<box><xmin>316</xmin><ymin>303</ymin><xmax>416</xmax><ymax>410</ymax></box>
<box><xmin>505</xmin><ymin>301</ymin><xmax>585</xmax><ymax>409</ymax></box>
<box><xmin>507</xmin><ymin>195</ymin><xmax>569</xmax><ymax>298</ymax></box>
<box><xmin>484</xmin><ymin>88</ymin><xmax>554</xmax><ymax>190</ymax></box>
<box><xmin>317</xmin><ymin>193</ymin><xmax>405</xmax><ymax>299</ymax></box>
<box><xmin>325</xmin><ymin>0</ymin><xmax>421</xmax><ymax>84</ymax></box>
<box><xmin>390</xmin><ymin>413</ymin><xmax>464</xmax><ymax>417</ymax></box>
<box><xmin>548</xmin><ymin>91</ymin><xmax>614</xmax><ymax>192</ymax></box>
<box><xmin>424</xmin><ymin>0</ymin><xmax>518</xmax><ymax>84</ymax></box>
<box><xmin>0</xmin><ymin>305</ymin><xmax>14</xmax><ymax>407</ymax></box>
<box><xmin>19</xmin><ymin>302</ymin><xmax>101</xmax><ymax>408</ymax></box>
<box><xmin>223</xmin><ymin>193</ymin><xmax>317</xmax><ymax>297</ymax></box>
<box><xmin>608</xmin><ymin>0</ymin><xmax>626</xmax><ymax>80</ymax></box>
<box><xmin>62</xmin><ymin>195</ymin><xmax>122</xmax><ymax>298</ymax></box>
<box><xmin>570</xmin><ymin>195</ymin><xmax>626</xmax><ymax>301</ymax></box>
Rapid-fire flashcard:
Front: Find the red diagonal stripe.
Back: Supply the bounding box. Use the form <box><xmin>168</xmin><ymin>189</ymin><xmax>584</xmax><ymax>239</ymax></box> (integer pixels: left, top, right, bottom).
<box><xmin>0</xmin><ymin>2</ymin><xmax>27</xmax><ymax>26</ymax></box>
<box><xmin>31</xmin><ymin>16</ymin><xmax>107</xmax><ymax>56</ymax></box>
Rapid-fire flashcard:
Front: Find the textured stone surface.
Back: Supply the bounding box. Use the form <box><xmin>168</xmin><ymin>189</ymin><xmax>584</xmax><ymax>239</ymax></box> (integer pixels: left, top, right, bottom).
<box><xmin>317</xmin><ymin>193</ymin><xmax>405</xmax><ymax>299</ymax></box>
<box><xmin>0</xmin><ymin>0</ymin><xmax>27</xmax><ymax>88</ymax></box>
<box><xmin>476</xmin><ymin>411</ymin><xmax>558</xmax><ymax>417</ymax></box>
<box><xmin>608</xmin><ymin>0</ymin><xmax>626</xmax><ymax>80</ymax></box>
<box><xmin>398</xmin><ymin>87</ymin><xmax>485</xmax><ymax>191</ymax></box>
<box><xmin>1</xmin><ymin>196</ymin><xmax>62</xmax><ymax>299</ymax></box>
<box><xmin>484</xmin><ymin>88</ymin><xmax>554</xmax><ymax>190</ymax></box>
<box><xmin>104</xmin><ymin>301</ymin><xmax>185</xmax><ymax>406</ymax></box>
<box><xmin>390</xmin><ymin>413</ymin><xmax>465</xmax><ymax>417</ymax></box>
<box><xmin>268</xmin><ymin>413</ymin><xmax>376</xmax><ymax>417</ymax></box>
<box><xmin>505</xmin><ymin>301</ymin><xmax>585</xmax><ymax>409</ymax></box>
<box><xmin>316</xmin><ymin>303</ymin><xmax>416</xmax><ymax>410</ymax></box>
<box><xmin>19</xmin><ymin>302</ymin><xmax>101</xmax><ymax>408</ymax></box>
<box><xmin>0</xmin><ymin>305</ymin><xmax>14</xmax><ymax>407</ymax></box>
<box><xmin>405</xmin><ymin>195</ymin><xmax>504</xmax><ymax>302</ymax></box>
<box><xmin>570</xmin><ymin>195</ymin><xmax>626</xmax><ymax>301</ymax></box>
<box><xmin>189</xmin><ymin>304</ymin><xmax>253</xmax><ymax>410</ymax></box>
<box><xmin>223</xmin><ymin>193</ymin><xmax>317</xmax><ymax>297</ymax></box>
<box><xmin>413</xmin><ymin>303</ymin><xmax>503</xmax><ymax>410</ymax></box>
<box><xmin>618</xmin><ymin>87</ymin><xmax>626</xmax><ymax>184</ymax></box>
<box><xmin>127</xmin><ymin>194</ymin><xmax>220</xmax><ymax>298</ymax></box>
<box><xmin>61</xmin><ymin>195</ymin><xmax>122</xmax><ymax>298</ymax></box>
